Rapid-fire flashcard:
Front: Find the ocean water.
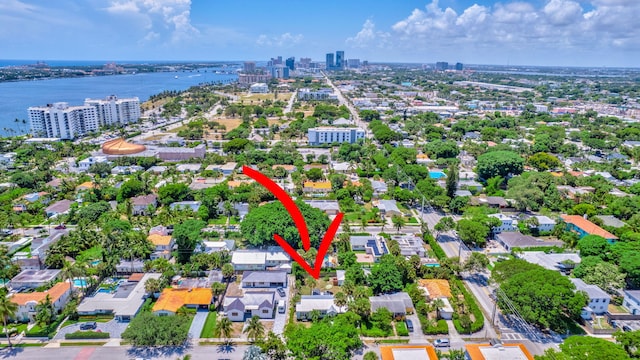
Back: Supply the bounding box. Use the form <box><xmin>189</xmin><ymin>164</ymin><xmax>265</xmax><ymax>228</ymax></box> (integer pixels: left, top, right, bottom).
<box><xmin>0</xmin><ymin>67</ymin><xmax>238</xmax><ymax>136</ymax></box>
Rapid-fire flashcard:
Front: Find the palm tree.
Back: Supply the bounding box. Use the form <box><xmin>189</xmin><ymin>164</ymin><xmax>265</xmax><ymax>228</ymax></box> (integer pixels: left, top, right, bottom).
<box><xmin>243</xmin><ymin>315</ymin><xmax>265</xmax><ymax>342</ymax></box>
<box><xmin>214</xmin><ymin>316</ymin><xmax>233</xmax><ymax>340</ymax></box>
<box><xmin>242</xmin><ymin>345</ymin><xmax>266</xmax><ymax>360</ymax></box>
<box><xmin>211</xmin><ymin>282</ymin><xmax>226</xmax><ymax>310</ymax></box>
<box><xmin>334</xmin><ymin>292</ymin><xmax>347</xmax><ymax>308</ymax></box>
<box><xmin>0</xmin><ymin>289</ymin><xmax>17</xmax><ymax>348</ymax></box>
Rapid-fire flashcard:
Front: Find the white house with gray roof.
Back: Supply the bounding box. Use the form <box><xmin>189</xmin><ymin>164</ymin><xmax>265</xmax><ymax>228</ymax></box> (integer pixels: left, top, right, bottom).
<box><xmin>369</xmin><ymin>292</ymin><xmax>415</xmax><ymax>317</ymax></box>
<box><xmin>377</xmin><ymin>200</ymin><xmax>401</xmax><ymax>217</ymax></box>
<box><xmin>223</xmin><ymin>291</ymin><xmax>275</xmax><ymax>321</ymax></box>
<box><xmin>295</xmin><ymin>295</ymin><xmax>347</xmax><ymax>320</ymax></box>
<box><xmin>571</xmin><ymin>278</ymin><xmax>610</xmax><ymax>319</ymax></box>
<box><xmin>241</xmin><ymin>271</ymin><xmax>287</xmax><ymax>288</ymax></box>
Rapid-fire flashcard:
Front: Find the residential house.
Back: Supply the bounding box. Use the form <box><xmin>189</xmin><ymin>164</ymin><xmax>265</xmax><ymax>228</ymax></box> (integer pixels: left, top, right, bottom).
<box><xmin>147</xmin><ymin>166</ymin><xmax>168</xmax><ymax>174</ymax></box>
<box><xmin>231</xmin><ymin>249</ymin><xmax>290</xmax><ymax>272</ymax></box>
<box><xmin>416</xmin><ymin>153</ymin><xmax>434</xmax><ymax>165</ymax></box>
<box><xmin>623</xmin><ymin>290</ymin><xmax>640</xmax><ymax>315</ymax></box>
<box><xmin>295</xmin><ymin>295</ymin><xmax>347</xmax><ymax>321</ymax></box>
<box><xmin>78</xmin><ymin>156</ymin><xmax>110</xmax><ymax>171</ymax></box>
<box><xmin>148</xmin><ymin>234</ymin><xmax>174</xmax><ymax>260</ymax></box>
<box><xmin>533</xmin><ymin>215</ymin><xmax>556</xmax><ymax>232</ymax></box>
<box><xmin>417</xmin><ymin>279</ymin><xmax>452</xmax><ymax>301</ymax></box>
<box><xmin>331</xmin><ymin>162</ymin><xmax>351</xmax><ymax>173</ymax></box>
<box><xmin>303</xmin><ymin>181</ymin><xmax>332</xmax><ymax>194</ymax></box>
<box><xmin>369</xmin><ymin>292</ymin><xmax>415</xmax><ymax>317</ymax></box>
<box><xmin>350</xmin><ymin>236</ymin><xmax>389</xmax><ymax>261</ymax></box>
<box><xmin>152</xmin><ymin>288</ymin><xmax>212</xmax><ymax>316</ymax></box>
<box><xmin>271</xmin><ymin>164</ymin><xmax>297</xmax><ymax>173</ymax></box>
<box><xmin>304</xmin><ymin>200</ymin><xmax>340</xmax><ymax>216</ymax></box>
<box><xmin>45</xmin><ymin>199</ymin><xmax>74</xmax><ymax>218</ymax></box>
<box><xmin>595</xmin><ymin>215</ymin><xmax>626</xmax><ymax>229</ymax></box>
<box><xmin>489</xmin><ymin>213</ymin><xmax>517</xmax><ymax>233</ymax></box>
<box><xmin>380</xmin><ymin>345</ymin><xmax>439</xmax><ymax>360</ymax></box>
<box><xmin>377</xmin><ymin>200</ymin><xmax>402</xmax><ymax>217</ymax></box>
<box><xmin>176</xmin><ymin>163</ymin><xmax>202</xmax><ymax>173</ymax></box>
<box><xmin>110</xmin><ymin>165</ymin><xmax>144</xmax><ymax>175</ymax></box>
<box><xmin>570</xmin><ymin>278</ymin><xmax>610</xmax><ymax>319</ymax></box>
<box><xmin>389</xmin><ymin>234</ymin><xmax>426</xmax><ymax>257</ymax></box>
<box><xmin>561</xmin><ymin>215</ymin><xmax>618</xmax><ymax>242</ymax></box>
<box><xmin>78</xmin><ymin>273</ymin><xmax>161</xmax><ymax>322</ymax></box>
<box><xmin>10</xmin><ymin>282</ymin><xmax>72</xmax><ymax>323</ymax></box>
<box><xmin>241</xmin><ymin>271</ymin><xmax>287</xmax><ymax>288</ymax></box>
<box><xmin>495</xmin><ymin>232</ymin><xmax>563</xmax><ymax>252</ymax></box>
<box><xmin>465</xmin><ymin>344</ymin><xmax>534</xmax><ymax>360</ymax></box>
<box><xmin>458</xmin><ymin>180</ymin><xmax>483</xmax><ymax>192</ymax></box>
<box><xmin>10</xmin><ymin>269</ymin><xmax>61</xmax><ymax>289</ymax></box>
<box><xmin>470</xmin><ymin>196</ymin><xmax>508</xmax><ymax>208</ymax></box>
<box><xmin>335</xmin><ymin>270</ymin><xmax>345</xmax><ymax>286</ymax></box>
<box><xmin>223</xmin><ymin>291</ymin><xmax>276</xmax><ymax>321</ymax></box>
<box><xmin>170</xmin><ymin>201</ymin><xmax>202</xmax><ymax>212</ymax></box>
<box><xmin>519</xmin><ymin>252</ymin><xmax>581</xmax><ymax>272</ymax></box>
<box><xmin>199</xmin><ymin>240</ymin><xmax>235</xmax><ymax>253</ymax></box>
<box><xmin>131</xmin><ymin>194</ymin><xmax>157</xmax><ymax>216</ymax></box>
<box><xmin>371</xmin><ymin>180</ymin><xmax>389</xmax><ymax>197</ymax></box>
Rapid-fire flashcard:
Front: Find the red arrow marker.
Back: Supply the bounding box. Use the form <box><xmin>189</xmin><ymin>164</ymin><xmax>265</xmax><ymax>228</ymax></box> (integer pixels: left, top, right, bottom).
<box><xmin>243</xmin><ymin>165</ymin><xmax>344</xmax><ymax>279</ymax></box>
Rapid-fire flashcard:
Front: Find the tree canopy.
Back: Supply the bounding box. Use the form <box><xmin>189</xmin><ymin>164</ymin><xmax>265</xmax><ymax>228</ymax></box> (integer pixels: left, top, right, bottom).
<box><xmin>241</xmin><ymin>201</ymin><xmax>330</xmax><ymax>248</ymax></box>
<box><xmin>536</xmin><ymin>335</ymin><xmax>630</xmax><ymax>360</ymax></box>
<box><xmin>477</xmin><ymin>150</ymin><xmax>524</xmax><ymax>181</ymax></box>
<box><xmin>284</xmin><ymin>314</ymin><xmax>363</xmax><ymax>360</ymax></box>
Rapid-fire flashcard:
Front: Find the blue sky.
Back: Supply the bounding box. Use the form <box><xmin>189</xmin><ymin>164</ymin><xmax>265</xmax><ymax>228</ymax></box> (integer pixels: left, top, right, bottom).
<box><xmin>1</xmin><ymin>0</ymin><xmax>638</xmax><ymax>66</ymax></box>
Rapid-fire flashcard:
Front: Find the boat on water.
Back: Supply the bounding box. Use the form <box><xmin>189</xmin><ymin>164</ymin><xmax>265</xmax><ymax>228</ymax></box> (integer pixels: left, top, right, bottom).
<box><xmin>174</xmin><ymin>75</ymin><xmax>178</xmax><ymax>79</ymax></box>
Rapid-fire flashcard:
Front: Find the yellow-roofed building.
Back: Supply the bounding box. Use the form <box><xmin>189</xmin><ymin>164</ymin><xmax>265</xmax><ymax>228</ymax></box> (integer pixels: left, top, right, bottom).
<box><xmin>147</xmin><ymin>234</ymin><xmax>174</xmax><ymax>260</ymax></box>
<box><xmin>152</xmin><ymin>288</ymin><xmax>213</xmax><ymax>315</ymax></box>
<box><xmin>303</xmin><ymin>181</ymin><xmax>331</xmax><ymax>194</ymax></box>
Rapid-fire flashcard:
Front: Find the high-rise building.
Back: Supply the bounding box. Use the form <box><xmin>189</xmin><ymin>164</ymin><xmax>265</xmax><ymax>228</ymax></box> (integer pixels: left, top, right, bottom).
<box><xmin>435</xmin><ymin>62</ymin><xmax>449</xmax><ymax>71</ymax></box>
<box><xmin>84</xmin><ymin>95</ymin><xmax>140</xmax><ymax>127</ymax></box>
<box><xmin>299</xmin><ymin>57</ymin><xmax>312</xmax><ymax>69</ymax></box>
<box><xmin>243</xmin><ymin>61</ymin><xmax>256</xmax><ymax>73</ymax></box>
<box><xmin>29</xmin><ymin>102</ymin><xmax>99</xmax><ymax>139</ymax></box>
<box><xmin>335</xmin><ymin>51</ymin><xmax>344</xmax><ymax>69</ymax></box>
<box><xmin>307</xmin><ymin>127</ymin><xmax>365</xmax><ymax>145</ymax></box>
<box><xmin>455</xmin><ymin>62</ymin><xmax>464</xmax><ymax>71</ymax></box>
<box><xmin>285</xmin><ymin>57</ymin><xmax>295</xmax><ymax>71</ymax></box>
<box><xmin>271</xmin><ymin>65</ymin><xmax>290</xmax><ymax>79</ymax></box>
<box><xmin>347</xmin><ymin>59</ymin><xmax>360</xmax><ymax>68</ymax></box>
<box><xmin>326</xmin><ymin>53</ymin><xmax>334</xmax><ymax>70</ymax></box>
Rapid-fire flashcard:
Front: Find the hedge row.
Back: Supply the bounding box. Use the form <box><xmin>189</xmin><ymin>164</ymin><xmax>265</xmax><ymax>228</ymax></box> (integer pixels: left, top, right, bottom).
<box><xmin>450</xmin><ymin>278</ymin><xmax>484</xmax><ymax>334</ymax></box>
<box><xmin>65</xmin><ymin>331</ymin><xmax>110</xmax><ymax>339</ymax></box>
<box><xmin>422</xmin><ymin>318</ymin><xmax>449</xmax><ymax>335</ymax></box>
<box><xmin>425</xmin><ymin>234</ymin><xmax>447</xmax><ymax>260</ymax></box>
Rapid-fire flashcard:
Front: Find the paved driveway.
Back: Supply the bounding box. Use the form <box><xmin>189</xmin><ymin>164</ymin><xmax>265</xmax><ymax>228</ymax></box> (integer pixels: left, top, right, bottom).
<box><xmin>271</xmin><ymin>276</ymin><xmax>292</xmax><ymax>335</ymax></box>
<box><xmin>189</xmin><ymin>309</ymin><xmax>209</xmax><ymax>340</ymax></box>
<box><xmin>53</xmin><ymin>319</ymin><xmax>129</xmax><ymax>340</ymax></box>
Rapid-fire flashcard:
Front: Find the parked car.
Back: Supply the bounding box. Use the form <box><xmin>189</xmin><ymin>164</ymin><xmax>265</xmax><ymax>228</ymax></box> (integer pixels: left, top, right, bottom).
<box><xmin>54</xmin><ymin>224</ymin><xmax>66</xmax><ymax>230</ymax></box>
<box><xmin>406</xmin><ymin>319</ymin><xmax>414</xmax><ymax>332</ymax></box>
<box><xmin>79</xmin><ymin>322</ymin><xmax>97</xmax><ymax>330</ymax></box>
<box><xmin>277</xmin><ymin>287</ymin><xmax>286</xmax><ymax>297</ymax></box>
<box><xmin>433</xmin><ymin>338</ymin><xmax>450</xmax><ymax>347</ymax></box>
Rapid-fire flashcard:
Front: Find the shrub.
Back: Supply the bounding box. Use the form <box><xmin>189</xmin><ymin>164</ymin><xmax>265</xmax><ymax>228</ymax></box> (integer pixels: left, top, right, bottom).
<box><xmin>65</xmin><ymin>331</ymin><xmax>110</xmax><ymax>339</ymax></box>
<box><xmin>423</xmin><ymin>319</ymin><xmax>449</xmax><ymax>335</ymax></box>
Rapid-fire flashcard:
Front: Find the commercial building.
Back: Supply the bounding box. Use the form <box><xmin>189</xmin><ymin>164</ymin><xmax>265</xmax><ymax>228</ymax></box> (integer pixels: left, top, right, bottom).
<box><xmin>380</xmin><ymin>345</ymin><xmax>438</xmax><ymax>360</ymax></box>
<box><xmin>465</xmin><ymin>343</ymin><xmax>534</xmax><ymax>360</ymax></box>
<box><xmin>249</xmin><ymin>83</ymin><xmax>269</xmax><ymax>94</ymax></box>
<box><xmin>335</xmin><ymin>51</ymin><xmax>344</xmax><ymax>69</ymax></box>
<box><xmin>285</xmin><ymin>57</ymin><xmax>295</xmax><ymax>71</ymax></box>
<box><xmin>29</xmin><ymin>102</ymin><xmax>99</xmax><ymax>139</ymax></box>
<box><xmin>84</xmin><ymin>95</ymin><xmax>140</xmax><ymax>126</ymax></box>
<box><xmin>326</xmin><ymin>53</ymin><xmax>334</xmax><ymax>69</ymax></box>
<box><xmin>307</xmin><ymin>127</ymin><xmax>365</xmax><ymax>145</ymax></box>
<box><xmin>243</xmin><ymin>61</ymin><xmax>256</xmax><ymax>73</ymax></box>
<box><xmin>297</xmin><ymin>88</ymin><xmax>336</xmax><ymax>101</ymax></box>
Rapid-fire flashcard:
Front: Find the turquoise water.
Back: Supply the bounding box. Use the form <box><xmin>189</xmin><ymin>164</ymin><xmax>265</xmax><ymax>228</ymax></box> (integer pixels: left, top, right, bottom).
<box><xmin>73</xmin><ymin>279</ymin><xmax>87</xmax><ymax>287</ymax></box>
<box><xmin>0</xmin><ymin>68</ymin><xmax>237</xmax><ymax>135</ymax></box>
<box><xmin>429</xmin><ymin>171</ymin><xmax>447</xmax><ymax>179</ymax></box>
<box><xmin>90</xmin><ymin>260</ymin><xmax>101</xmax><ymax>266</ymax></box>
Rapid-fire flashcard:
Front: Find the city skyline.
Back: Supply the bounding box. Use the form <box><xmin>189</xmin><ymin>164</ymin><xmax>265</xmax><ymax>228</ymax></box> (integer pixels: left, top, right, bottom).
<box><xmin>1</xmin><ymin>0</ymin><xmax>639</xmax><ymax>67</ymax></box>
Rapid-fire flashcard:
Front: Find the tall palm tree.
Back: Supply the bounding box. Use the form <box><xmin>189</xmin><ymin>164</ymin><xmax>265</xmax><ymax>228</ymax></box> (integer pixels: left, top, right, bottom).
<box><xmin>243</xmin><ymin>315</ymin><xmax>265</xmax><ymax>342</ymax></box>
<box><xmin>214</xmin><ymin>316</ymin><xmax>233</xmax><ymax>340</ymax></box>
<box><xmin>0</xmin><ymin>289</ymin><xmax>17</xmax><ymax>348</ymax></box>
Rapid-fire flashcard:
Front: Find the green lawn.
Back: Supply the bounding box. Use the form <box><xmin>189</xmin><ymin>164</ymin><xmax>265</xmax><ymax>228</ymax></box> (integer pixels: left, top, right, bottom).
<box><xmin>209</xmin><ymin>217</ymin><xmax>227</xmax><ymax>225</ymax></box>
<box><xmin>406</xmin><ymin>217</ymin><xmax>419</xmax><ymax>224</ymax></box>
<box><xmin>77</xmin><ymin>246</ymin><xmax>103</xmax><ymax>263</ymax></box>
<box><xmin>200</xmin><ymin>312</ymin><xmax>217</xmax><ymax>338</ymax></box>
<box><xmin>1</xmin><ymin>323</ymin><xmax>28</xmax><ymax>336</ymax></box>
<box><xmin>61</xmin><ymin>317</ymin><xmax>113</xmax><ymax>329</ymax></box>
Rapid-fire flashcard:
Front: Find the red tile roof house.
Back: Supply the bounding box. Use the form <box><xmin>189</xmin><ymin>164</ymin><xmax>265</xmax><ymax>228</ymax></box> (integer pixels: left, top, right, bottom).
<box><xmin>561</xmin><ymin>215</ymin><xmax>618</xmax><ymax>242</ymax></box>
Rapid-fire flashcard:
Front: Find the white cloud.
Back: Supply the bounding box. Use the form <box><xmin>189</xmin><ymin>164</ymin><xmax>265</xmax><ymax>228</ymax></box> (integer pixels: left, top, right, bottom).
<box><xmin>104</xmin><ymin>0</ymin><xmax>199</xmax><ymax>44</ymax></box>
<box><xmin>346</xmin><ymin>19</ymin><xmax>390</xmax><ymax>48</ymax></box>
<box><xmin>347</xmin><ymin>0</ymin><xmax>640</xmax><ymax>64</ymax></box>
<box><xmin>256</xmin><ymin>32</ymin><xmax>304</xmax><ymax>47</ymax></box>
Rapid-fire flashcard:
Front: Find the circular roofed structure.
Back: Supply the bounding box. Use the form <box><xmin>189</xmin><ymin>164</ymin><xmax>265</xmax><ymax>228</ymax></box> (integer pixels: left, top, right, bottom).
<box><xmin>101</xmin><ymin>138</ymin><xmax>146</xmax><ymax>155</ymax></box>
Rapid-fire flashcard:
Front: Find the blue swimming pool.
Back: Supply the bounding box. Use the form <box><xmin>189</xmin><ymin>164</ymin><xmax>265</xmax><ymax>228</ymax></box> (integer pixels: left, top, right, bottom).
<box><xmin>73</xmin><ymin>279</ymin><xmax>87</xmax><ymax>287</ymax></box>
<box><xmin>429</xmin><ymin>171</ymin><xmax>447</xmax><ymax>179</ymax></box>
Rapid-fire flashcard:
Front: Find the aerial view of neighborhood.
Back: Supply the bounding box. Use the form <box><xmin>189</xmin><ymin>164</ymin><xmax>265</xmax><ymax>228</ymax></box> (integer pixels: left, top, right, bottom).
<box><xmin>1</xmin><ymin>1</ymin><xmax>640</xmax><ymax>360</ymax></box>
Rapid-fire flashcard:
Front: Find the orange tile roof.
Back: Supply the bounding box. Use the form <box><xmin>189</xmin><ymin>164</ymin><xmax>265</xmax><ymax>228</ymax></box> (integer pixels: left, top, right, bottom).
<box><xmin>76</xmin><ymin>181</ymin><xmax>95</xmax><ymax>190</ymax></box>
<box><xmin>10</xmin><ymin>282</ymin><xmax>71</xmax><ymax>306</ymax></box>
<box><xmin>272</xmin><ymin>165</ymin><xmax>296</xmax><ymax>171</ymax></box>
<box><xmin>418</xmin><ymin>279</ymin><xmax>452</xmax><ymax>298</ymax></box>
<box><xmin>550</xmin><ymin>172</ymin><xmax>563</xmax><ymax>177</ymax></box>
<box><xmin>465</xmin><ymin>344</ymin><xmax>534</xmax><ymax>360</ymax></box>
<box><xmin>561</xmin><ymin>214</ymin><xmax>618</xmax><ymax>240</ymax></box>
<box><xmin>416</xmin><ymin>154</ymin><xmax>430</xmax><ymax>159</ymax></box>
<box><xmin>380</xmin><ymin>345</ymin><xmax>438</xmax><ymax>360</ymax></box>
<box><xmin>304</xmin><ymin>181</ymin><xmax>331</xmax><ymax>190</ymax></box>
<box><xmin>568</xmin><ymin>171</ymin><xmax>585</xmax><ymax>177</ymax></box>
<box><xmin>227</xmin><ymin>180</ymin><xmax>254</xmax><ymax>188</ymax></box>
<box><xmin>152</xmin><ymin>288</ymin><xmax>212</xmax><ymax>313</ymax></box>
<box><xmin>148</xmin><ymin>234</ymin><xmax>173</xmax><ymax>246</ymax></box>
<box><xmin>129</xmin><ymin>273</ymin><xmax>145</xmax><ymax>282</ymax></box>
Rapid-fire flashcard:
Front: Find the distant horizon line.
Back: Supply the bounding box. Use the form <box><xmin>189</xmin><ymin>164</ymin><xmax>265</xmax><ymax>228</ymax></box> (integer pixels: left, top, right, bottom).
<box><xmin>1</xmin><ymin>59</ymin><xmax>638</xmax><ymax>70</ymax></box>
